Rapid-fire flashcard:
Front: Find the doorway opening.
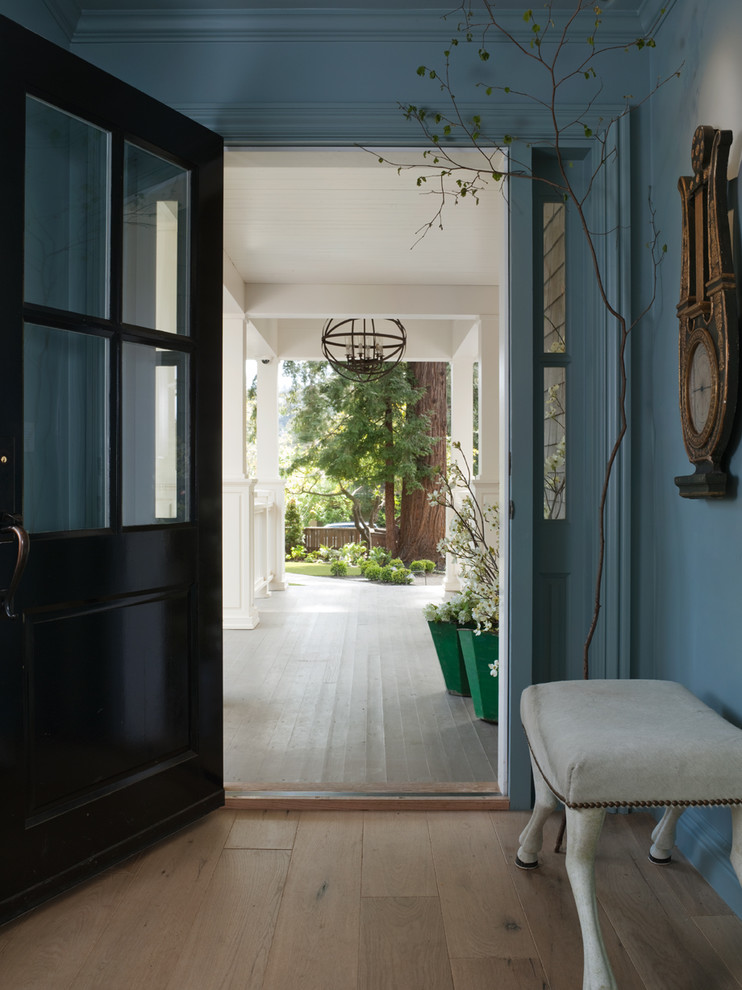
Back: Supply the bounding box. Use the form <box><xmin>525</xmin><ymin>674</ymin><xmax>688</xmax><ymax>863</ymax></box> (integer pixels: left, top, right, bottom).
<box><xmin>220</xmin><ymin>148</ymin><xmax>509</xmax><ymax>805</ymax></box>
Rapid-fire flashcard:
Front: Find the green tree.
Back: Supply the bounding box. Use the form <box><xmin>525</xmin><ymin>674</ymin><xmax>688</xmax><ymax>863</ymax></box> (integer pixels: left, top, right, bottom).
<box><xmin>282</xmin><ymin>361</ymin><xmax>438</xmax><ymax>550</ymax></box>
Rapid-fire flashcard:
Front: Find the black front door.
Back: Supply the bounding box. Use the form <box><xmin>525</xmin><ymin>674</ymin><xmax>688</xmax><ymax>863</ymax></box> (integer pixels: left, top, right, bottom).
<box><xmin>0</xmin><ymin>16</ymin><xmax>224</xmax><ymax>922</ymax></box>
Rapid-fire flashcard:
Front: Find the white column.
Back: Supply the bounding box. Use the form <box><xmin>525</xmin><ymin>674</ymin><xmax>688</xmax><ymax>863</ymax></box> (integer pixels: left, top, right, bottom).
<box><xmin>473</xmin><ymin>313</ymin><xmax>502</xmax><ymax>614</ymax></box>
<box><xmin>223</xmin><ymin>478</ymin><xmax>260</xmax><ymax>628</ymax></box>
<box><xmin>223</xmin><ymin>316</ymin><xmax>247</xmax><ymax>479</ymax></box>
<box><xmin>256</xmin><ymin>357</ymin><xmax>280</xmax><ymax>481</ymax></box>
<box><xmin>477</xmin><ymin>314</ymin><xmax>500</xmax><ymax>494</ymax></box>
<box><xmin>256</xmin><ymin>357</ymin><xmax>287</xmax><ymax>591</ymax></box>
<box><xmin>222</xmin><ymin>316</ymin><xmax>259</xmax><ymax>628</ymax></box>
<box><xmin>445</xmin><ymin>356</ymin><xmax>475</xmax><ymax>593</ymax></box>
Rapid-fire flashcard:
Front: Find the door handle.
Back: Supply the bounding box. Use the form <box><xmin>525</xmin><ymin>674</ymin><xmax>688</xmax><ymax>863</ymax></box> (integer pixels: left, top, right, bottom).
<box><xmin>0</xmin><ymin>513</ymin><xmax>30</xmax><ymax>620</ymax></box>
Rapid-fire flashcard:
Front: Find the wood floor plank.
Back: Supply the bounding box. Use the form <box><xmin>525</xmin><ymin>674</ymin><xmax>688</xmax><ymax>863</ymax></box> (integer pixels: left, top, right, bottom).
<box><xmin>619</xmin><ymin>810</ymin><xmax>738</xmax><ymax>918</ymax></box>
<box><xmin>362</xmin><ymin>812</ymin><xmax>438</xmax><ymax>897</ymax></box>
<box><xmin>70</xmin><ymin>811</ymin><xmax>236</xmax><ymax>990</ymax></box>
<box><xmin>491</xmin><ymin>811</ymin><xmax>643</xmax><ymax>990</ymax></box>
<box><xmin>694</xmin><ymin>915</ymin><xmax>742</xmax><ymax>987</ymax></box>
<box><xmin>427</xmin><ymin>812</ymin><xmax>538</xmax><ymax>960</ymax></box>
<box><xmin>450</xmin><ymin>956</ymin><xmax>548</xmax><ymax>990</ymax></box>
<box><xmin>0</xmin><ymin>864</ymin><xmax>136</xmax><ymax>990</ymax></box>
<box><xmin>596</xmin><ymin>815</ymin><xmax>740</xmax><ymax>989</ymax></box>
<box><xmin>359</xmin><ymin>896</ymin><xmax>453</xmax><ymax>990</ymax></box>
<box><xmin>164</xmin><ymin>849</ymin><xmax>290</xmax><ymax>990</ymax></box>
<box><xmin>261</xmin><ymin>811</ymin><xmax>364</xmax><ymax>990</ymax></box>
<box><xmin>225</xmin><ymin>810</ymin><xmax>300</xmax><ymax>849</ymax></box>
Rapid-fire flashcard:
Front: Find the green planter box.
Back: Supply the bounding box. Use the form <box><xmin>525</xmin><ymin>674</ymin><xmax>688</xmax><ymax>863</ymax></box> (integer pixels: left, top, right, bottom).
<box><xmin>427</xmin><ymin>621</ymin><xmax>471</xmax><ymax>696</ymax></box>
<box><xmin>457</xmin><ymin>628</ymin><xmax>499</xmax><ymax>722</ymax></box>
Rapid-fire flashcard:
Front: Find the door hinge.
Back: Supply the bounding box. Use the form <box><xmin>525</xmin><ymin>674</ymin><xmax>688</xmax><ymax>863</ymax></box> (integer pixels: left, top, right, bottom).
<box><xmin>509</xmin><ymin>500</ymin><xmax>515</xmax><ymax>519</ymax></box>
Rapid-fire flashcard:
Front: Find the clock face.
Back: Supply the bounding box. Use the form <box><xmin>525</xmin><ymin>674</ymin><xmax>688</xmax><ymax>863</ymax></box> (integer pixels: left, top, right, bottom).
<box><xmin>688</xmin><ymin>336</ymin><xmax>715</xmax><ymax>435</ymax></box>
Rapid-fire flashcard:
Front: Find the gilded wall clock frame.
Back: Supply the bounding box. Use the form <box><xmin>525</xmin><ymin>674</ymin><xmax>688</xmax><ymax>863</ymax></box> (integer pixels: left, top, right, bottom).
<box><xmin>675</xmin><ymin>125</ymin><xmax>738</xmax><ymax>498</ymax></box>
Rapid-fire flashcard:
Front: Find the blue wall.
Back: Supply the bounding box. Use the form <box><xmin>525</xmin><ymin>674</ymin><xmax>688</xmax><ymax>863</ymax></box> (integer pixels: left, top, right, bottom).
<box><xmin>0</xmin><ymin>0</ymin><xmax>70</xmax><ymax>47</ymax></box>
<box><xmin>632</xmin><ymin>0</ymin><xmax>742</xmax><ymax>915</ymax></box>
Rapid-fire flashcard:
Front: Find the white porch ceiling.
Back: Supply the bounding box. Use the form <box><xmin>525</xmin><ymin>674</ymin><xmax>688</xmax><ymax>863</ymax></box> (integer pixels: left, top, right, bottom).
<box><xmin>224</xmin><ymin>149</ymin><xmax>503</xmax><ymax>289</ymax></box>
<box><xmin>223</xmin><ymin>149</ymin><xmax>503</xmax><ymax>360</ymax></box>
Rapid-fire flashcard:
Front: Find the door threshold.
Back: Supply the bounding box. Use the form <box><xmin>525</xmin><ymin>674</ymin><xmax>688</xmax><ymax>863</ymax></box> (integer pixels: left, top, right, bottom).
<box><xmin>224</xmin><ymin>781</ymin><xmax>508</xmax><ymax>811</ymax></box>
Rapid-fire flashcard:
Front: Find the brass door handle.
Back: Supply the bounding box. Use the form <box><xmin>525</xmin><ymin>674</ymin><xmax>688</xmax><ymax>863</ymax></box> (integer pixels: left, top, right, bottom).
<box><xmin>0</xmin><ymin>513</ymin><xmax>30</xmax><ymax>619</ymax></box>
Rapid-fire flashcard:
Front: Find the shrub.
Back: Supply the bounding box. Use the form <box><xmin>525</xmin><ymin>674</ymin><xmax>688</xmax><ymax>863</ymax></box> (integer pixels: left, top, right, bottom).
<box><xmin>330</xmin><ymin>559</ymin><xmax>348</xmax><ymax>577</ymax></box>
<box><xmin>390</xmin><ymin>558</ymin><xmax>404</xmax><ymax>569</ymax></box>
<box><xmin>391</xmin><ymin>567</ymin><xmax>413</xmax><ymax>585</ymax></box>
<box><xmin>340</xmin><ymin>541</ymin><xmax>368</xmax><ymax>566</ymax></box>
<box><xmin>410</xmin><ymin>559</ymin><xmax>435</xmax><ymax>574</ymax></box>
<box><xmin>363</xmin><ymin>562</ymin><xmax>382</xmax><ymax>582</ymax></box>
<box><xmin>379</xmin><ymin>565</ymin><xmax>395</xmax><ymax>583</ymax></box>
<box><xmin>368</xmin><ymin>546</ymin><xmax>390</xmax><ymax>566</ymax></box>
<box><xmin>287</xmin><ymin>545</ymin><xmax>307</xmax><ymax>561</ymax></box>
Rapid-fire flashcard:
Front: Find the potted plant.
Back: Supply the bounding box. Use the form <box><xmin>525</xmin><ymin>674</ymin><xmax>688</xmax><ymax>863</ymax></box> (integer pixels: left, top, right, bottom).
<box><xmin>426</xmin><ymin>445</ymin><xmax>500</xmax><ymax>720</ymax></box>
<box><xmin>423</xmin><ymin>587</ymin><xmax>480</xmax><ymax>696</ymax></box>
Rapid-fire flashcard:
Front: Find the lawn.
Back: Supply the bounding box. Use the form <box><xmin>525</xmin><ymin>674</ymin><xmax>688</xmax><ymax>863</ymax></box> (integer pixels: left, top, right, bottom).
<box><xmin>284</xmin><ymin>560</ymin><xmax>363</xmax><ymax>578</ymax></box>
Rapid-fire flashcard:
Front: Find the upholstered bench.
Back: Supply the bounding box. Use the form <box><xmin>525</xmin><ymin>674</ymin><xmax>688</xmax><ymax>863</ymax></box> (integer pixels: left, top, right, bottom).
<box><xmin>517</xmin><ymin>679</ymin><xmax>742</xmax><ymax>990</ymax></box>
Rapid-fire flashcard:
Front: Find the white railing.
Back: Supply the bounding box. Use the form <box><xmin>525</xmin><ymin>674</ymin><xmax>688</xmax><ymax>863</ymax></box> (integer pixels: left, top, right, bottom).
<box><xmin>222</xmin><ymin>478</ymin><xmax>287</xmax><ymax>629</ymax></box>
<box><xmin>253</xmin><ymin>488</ymin><xmax>276</xmax><ymax>598</ymax></box>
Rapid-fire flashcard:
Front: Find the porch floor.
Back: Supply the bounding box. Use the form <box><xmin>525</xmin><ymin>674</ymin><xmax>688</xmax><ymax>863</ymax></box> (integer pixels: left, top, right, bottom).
<box><xmin>223</xmin><ymin>573</ymin><xmax>499</xmax><ymax>789</ymax></box>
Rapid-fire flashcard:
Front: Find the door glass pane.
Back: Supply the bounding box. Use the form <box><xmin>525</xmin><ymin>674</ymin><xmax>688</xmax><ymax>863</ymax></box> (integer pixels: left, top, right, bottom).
<box><xmin>122</xmin><ymin>344</ymin><xmax>190</xmax><ymax>525</ymax></box>
<box><xmin>24</xmin><ymin>324</ymin><xmax>109</xmax><ymax>533</ymax></box>
<box><xmin>543</xmin><ymin>202</ymin><xmax>566</xmax><ymax>354</ymax></box>
<box><xmin>123</xmin><ymin>144</ymin><xmax>190</xmax><ymax>335</ymax></box>
<box><xmin>24</xmin><ymin>97</ymin><xmax>110</xmax><ymax>318</ymax></box>
<box><xmin>544</xmin><ymin>367</ymin><xmax>566</xmax><ymax>520</ymax></box>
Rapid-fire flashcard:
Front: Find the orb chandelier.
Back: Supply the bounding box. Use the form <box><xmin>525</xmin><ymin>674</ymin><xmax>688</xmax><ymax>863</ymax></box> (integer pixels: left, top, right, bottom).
<box><xmin>320</xmin><ymin>317</ymin><xmax>407</xmax><ymax>383</ymax></box>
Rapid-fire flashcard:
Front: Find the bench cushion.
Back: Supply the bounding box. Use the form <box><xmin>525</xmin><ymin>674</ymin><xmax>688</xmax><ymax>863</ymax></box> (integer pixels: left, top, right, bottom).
<box><xmin>521</xmin><ymin>679</ymin><xmax>742</xmax><ymax>809</ymax></box>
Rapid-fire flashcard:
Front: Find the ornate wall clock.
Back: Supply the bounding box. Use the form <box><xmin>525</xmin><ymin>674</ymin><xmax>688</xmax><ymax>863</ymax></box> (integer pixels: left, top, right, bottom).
<box><xmin>675</xmin><ymin>125</ymin><xmax>738</xmax><ymax>498</ymax></box>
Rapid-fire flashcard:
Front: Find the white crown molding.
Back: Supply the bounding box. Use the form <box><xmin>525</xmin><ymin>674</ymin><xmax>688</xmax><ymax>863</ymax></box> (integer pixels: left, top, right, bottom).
<box><xmin>175</xmin><ymin>100</ymin><xmax>627</xmax><ymax>147</ymax></box>
<box><xmin>42</xmin><ymin>0</ymin><xmax>81</xmax><ymax>42</ymax></box>
<box><xmin>72</xmin><ymin>7</ymin><xmax>653</xmax><ymax>46</ymax></box>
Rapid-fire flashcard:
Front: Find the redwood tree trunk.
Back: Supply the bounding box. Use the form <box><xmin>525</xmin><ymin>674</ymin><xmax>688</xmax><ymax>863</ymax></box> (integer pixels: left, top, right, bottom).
<box><xmin>384</xmin><ymin>401</ymin><xmax>397</xmax><ymax>554</ymax></box>
<box><xmin>396</xmin><ymin>362</ymin><xmax>446</xmax><ymax>564</ymax></box>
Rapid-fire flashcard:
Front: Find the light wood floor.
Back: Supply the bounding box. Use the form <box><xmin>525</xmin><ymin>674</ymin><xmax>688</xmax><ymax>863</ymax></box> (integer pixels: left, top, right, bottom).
<box><xmin>1</xmin><ymin>808</ymin><xmax>741</xmax><ymax>989</ymax></box>
<box><xmin>223</xmin><ymin>574</ymin><xmax>499</xmax><ymax>788</ymax></box>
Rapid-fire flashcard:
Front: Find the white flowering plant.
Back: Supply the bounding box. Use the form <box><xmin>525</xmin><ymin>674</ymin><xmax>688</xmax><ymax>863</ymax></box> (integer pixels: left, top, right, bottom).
<box><xmin>427</xmin><ymin>442</ymin><xmax>500</xmax><ymax>644</ymax></box>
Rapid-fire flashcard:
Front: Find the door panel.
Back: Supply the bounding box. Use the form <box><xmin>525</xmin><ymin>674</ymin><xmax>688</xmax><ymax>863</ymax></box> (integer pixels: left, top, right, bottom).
<box><xmin>0</xmin><ymin>15</ymin><xmax>223</xmax><ymax>921</ymax></box>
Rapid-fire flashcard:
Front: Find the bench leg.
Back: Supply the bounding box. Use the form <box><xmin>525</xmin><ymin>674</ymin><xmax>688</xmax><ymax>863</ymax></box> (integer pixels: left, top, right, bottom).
<box><xmin>516</xmin><ymin>754</ymin><xmax>559</xmax><ymax>868</ymax></box>
<box><xmin>565</xmin><ymin>806</ymin><xmax>616</xmax><ymax>990</ymax></box>
<box><xmin>649</xmin><ymin>806</ymin><xmax>685</xmax><ymax>863</ymax></box>
<box><xmin>731</xmin><ymin>806</ymin><xmax>742</xmax><ymax>888</ymax></box>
